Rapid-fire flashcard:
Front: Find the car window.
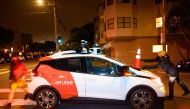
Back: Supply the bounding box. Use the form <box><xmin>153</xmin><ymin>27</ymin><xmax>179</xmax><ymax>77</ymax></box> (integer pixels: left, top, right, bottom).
<box><xmin>55</xmin><ymin>58</ymin><xmax>82</xmax><ymax>72</ymax></box>
<box><xmin>85</xmin><ymin>57</ymin><xmax>120</xmax><ymax>76</ymax></box>
<box><xmin>40</xmin><ymin>60</ymin><xmax>56</xmax><ymax>68</ymax></box>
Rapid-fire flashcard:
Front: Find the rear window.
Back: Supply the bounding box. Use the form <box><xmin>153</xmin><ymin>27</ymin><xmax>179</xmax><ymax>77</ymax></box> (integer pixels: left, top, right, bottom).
<box><xmin>56</xmin><ymin>58</ymin><xmax>82</xmax><ymax>72</ymax></box>
<box><xmin>41</xmin><ymin>60</ymin><xmax>55</xmax><ymax>66</ymax></box>
<box><xmin>38</xmin><ymin>58</ymin><xmax>82</xmax><ymax>73</ymax></box>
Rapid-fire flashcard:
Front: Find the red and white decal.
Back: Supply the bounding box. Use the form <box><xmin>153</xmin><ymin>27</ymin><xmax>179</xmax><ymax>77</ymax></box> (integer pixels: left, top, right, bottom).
<box><xmin>37</xmin><ymin>65</ymin><xmax>78</xmax><ymax>99</ymax></box>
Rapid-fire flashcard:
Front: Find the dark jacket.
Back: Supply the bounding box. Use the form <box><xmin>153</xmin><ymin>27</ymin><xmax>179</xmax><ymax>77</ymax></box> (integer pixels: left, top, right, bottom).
<box><xmin>142</xmin><ymin>54</ymin><xmax>178</xmax><ymax>77</ymax></box>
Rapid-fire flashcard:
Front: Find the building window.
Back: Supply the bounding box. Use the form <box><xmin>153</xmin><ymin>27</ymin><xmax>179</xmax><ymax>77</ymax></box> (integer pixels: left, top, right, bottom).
<box><xmin>116</xmin><ymin>0</ymin><xmax>130</xmax><ymax>3</ymax></box>
<box><xmin>104</xmin><ymin>23</ymin><xmax>106</xmax><ymax>31</ymax></box>
<box><xmin>133</xmin><ymin>18</ymin><xmax>137</xmax><ymax>29</ymax></box>
<box><xmin>132</xmin><ymin>0</ymin><xmax>136</xmax><ymax>5</ymax></box>
<box><xmin>107</xmin><ymin>0</ymin><xmax>114</xmax><ymax>6</ymax></box>
<box><xmin>117</xmin><ymin>17</ymin><xmax>131</xmax><ymax>28</ymax></box>
<box><xmin>155</xmin><ymin>0</ymin><xmax>162</xmax><ymax>4</ymax></box>
<box><xmin>167</xmin><ymin>0</ymin><xmax>180</xmax><ymax>2</ymax></box>
<box><xmin>101</xmin><ymin>32</ymin><xmax>104</xmax><ymax>38</ymax></box>
<box><xmin>107</xmin><ymin>18</ymin><xmax>114</xmax><ymax>29</ymax></box>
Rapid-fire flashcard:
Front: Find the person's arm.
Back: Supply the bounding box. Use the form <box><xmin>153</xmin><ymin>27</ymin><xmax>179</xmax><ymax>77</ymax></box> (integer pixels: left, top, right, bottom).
<box><xmin>9</xmin><ymin>64</ymin><xmax>14</xmax><ymax>80</ymax></box>
<box><xmin>22</xmin><ymin>64</ymin><xmax>28</xmax><ymax>77</ymax></box>
<box><xmin>9</xmin><ymin>72</ymin><xmax>14</xmax><ymax>80</ymax></box>
<box><xmin>142</xmin><ymin>56</ymin><xmax>159</xmax><ymax>62</ymax></box>
<box><xmin>18</xmin><ymin>63</ymin><xmax>28</xmax><ymax>80</ymax></box>
<box><xmin>142</xmin><ymin>63</ymin><xmax>160</xmax><ymax>69</ymax></box>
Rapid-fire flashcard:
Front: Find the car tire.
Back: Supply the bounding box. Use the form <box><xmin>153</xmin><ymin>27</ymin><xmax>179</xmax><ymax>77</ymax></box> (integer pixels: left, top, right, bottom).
<box><xmin>128</xmin><ymin>87</ymin><xmax>155</xmax><ymax>109</ymax></box>
<box><xmin>36</xmin><ymin>88</ymin><xmax>59</xmax><ymax>109</ymax></box>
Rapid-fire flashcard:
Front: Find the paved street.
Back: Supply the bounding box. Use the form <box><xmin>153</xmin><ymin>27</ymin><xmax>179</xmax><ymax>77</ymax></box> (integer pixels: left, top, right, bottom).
<box><xmin>0</xmin><ymin>60</ymin><xmax>190</xmax><ymax>109</ymax></box>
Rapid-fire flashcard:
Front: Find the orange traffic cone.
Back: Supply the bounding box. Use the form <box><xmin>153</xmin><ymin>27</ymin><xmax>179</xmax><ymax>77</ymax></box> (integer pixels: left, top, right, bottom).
<box><xmin>134</xmin><ymin>48</ymin><xmax>141</xmax><ymax>69</ymax></box>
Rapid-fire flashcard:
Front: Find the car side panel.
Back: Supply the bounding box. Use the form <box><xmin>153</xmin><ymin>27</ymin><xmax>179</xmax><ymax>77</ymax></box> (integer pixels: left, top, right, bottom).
<box><xmin>28</xmin><ymin>76</ymin><xmax>51</xmax><ymax>94</ymax></box>
<box><xmin>37</xmin><ymin>65</ymin><xmax>79</xmax><ymax>99</ymax></box>
<box><xmin>125</xmin><ymin>77</ymin><xmax>165</xmax><ymax>99</ymax></box>
<box><xmin>85</xmin><ymin>74</ymin><xmax>127</xmax><ymax>100</ymax></box>
<box><xmin>71</xmin><ymin>72</ymin><xmax>85</xmax><ymax>97</ymax></box>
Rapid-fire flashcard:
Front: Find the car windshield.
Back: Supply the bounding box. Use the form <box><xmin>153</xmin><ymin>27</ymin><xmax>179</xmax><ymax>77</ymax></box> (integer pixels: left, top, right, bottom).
<box><xmin>106</xmin><ymin>55</ymin><xmax>127</xmax><ymax>66</ymax></box>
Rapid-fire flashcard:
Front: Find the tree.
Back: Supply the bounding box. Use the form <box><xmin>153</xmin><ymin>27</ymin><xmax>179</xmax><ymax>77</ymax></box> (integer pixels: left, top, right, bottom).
<box><xmin>21</xmin><ymin>33</ymin><xmax>33</xmax><ymax>45</ymax></box>
<box><xmin>66</xmin><ymin>22</ymin><xmax>95</xmax><ymax>50</ymax></box>
<box><xmin>29</xmin><ymin>42</ymin><xmax>44</xmax><ymax>52</ymax></box>
<box><xmin>0</xmin><ymin>26</ymin><xmax>15</xmax><ymax>48</ymax></box>
<box><xmin>29</xmin><ymin>41</ymin><xmax>56</xmax><ymax>54</ymax></box>
<box><xmin>21</xmin><ymin>33</ymin><xmax>33</xmax><ymax>52</ymax></box>
<box><xmin>166</xmin><ymin>0</ymin><xmax>190</xmax><ymax>58</ymax></box>
<box><xmin>44</xmin><ymin>41</ymin><xmax>56</xmax><ymax>52</ymax></box>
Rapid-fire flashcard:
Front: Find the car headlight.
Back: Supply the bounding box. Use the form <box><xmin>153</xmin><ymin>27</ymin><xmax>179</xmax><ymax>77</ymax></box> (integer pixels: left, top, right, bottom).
<box><xmin>151</xmin><ymin>78</ymin><xmax>165</xmax><ymax>93</ymax></box>
<box><xmin>159</xmin><ymin>86</ymin><xmax>165</xmax><ymax>93</ymax></box>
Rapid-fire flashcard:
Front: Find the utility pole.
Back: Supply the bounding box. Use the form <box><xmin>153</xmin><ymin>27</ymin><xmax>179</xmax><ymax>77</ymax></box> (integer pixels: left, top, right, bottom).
<box><xmin>53</xmin><ymin>0</ymin><xmax>58</xmax><ymax>51</ymax></box>
<box><xmin>161</xmin><ymin>0</ymin><xmax>167</xmax><ymax>51</ymax></box>
<box><xmin>36</xmin><ymin>0</ymin><xmax>59</xmax><ymax>51</ymax></box>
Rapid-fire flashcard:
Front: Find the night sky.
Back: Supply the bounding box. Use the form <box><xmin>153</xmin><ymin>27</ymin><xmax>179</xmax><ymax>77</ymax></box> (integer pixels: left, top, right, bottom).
<box><xmin>0</xmin><ymin>0</ymin><xmax>103</xmax><ymax>42</ymax></box>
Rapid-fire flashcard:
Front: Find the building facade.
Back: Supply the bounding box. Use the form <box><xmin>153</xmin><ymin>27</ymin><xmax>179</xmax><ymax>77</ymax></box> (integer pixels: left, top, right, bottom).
<box><xmin>95</xmin><ymin>0</ymin><xmax>181</xmax><ymax>65</ymax></box>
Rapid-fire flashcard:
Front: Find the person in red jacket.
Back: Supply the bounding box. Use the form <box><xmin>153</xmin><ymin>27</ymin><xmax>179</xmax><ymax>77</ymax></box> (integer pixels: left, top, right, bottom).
<box><xmin>7</xmin><ymin>56</ymin><xmax>28</xmax><ymax>107</ymax></box>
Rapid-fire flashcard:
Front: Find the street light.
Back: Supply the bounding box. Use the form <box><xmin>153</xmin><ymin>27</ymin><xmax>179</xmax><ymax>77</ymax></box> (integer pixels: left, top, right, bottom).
<box><xmin>36</xmin><ymin>0</ymin><xmax>58</xmax><ymax>51</ymax></box>
<box><xmin>36</xmin><ymin>0</ymin><xmax>44</xmax><ymax>6</ymax></box>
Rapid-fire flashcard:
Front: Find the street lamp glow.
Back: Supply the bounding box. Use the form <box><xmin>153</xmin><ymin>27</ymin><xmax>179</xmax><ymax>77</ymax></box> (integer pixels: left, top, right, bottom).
<box><xmin>36</xmin><ymin>0</ymin><xmax>44</xmax><ymax>6</ymax></box>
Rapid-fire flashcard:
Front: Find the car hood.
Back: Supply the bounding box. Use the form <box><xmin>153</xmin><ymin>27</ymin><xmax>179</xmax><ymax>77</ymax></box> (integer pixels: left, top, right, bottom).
<box><xmin>129</xmin><ymin>67</ymin><xmax>159</xmax><ymax>79</ymax></box>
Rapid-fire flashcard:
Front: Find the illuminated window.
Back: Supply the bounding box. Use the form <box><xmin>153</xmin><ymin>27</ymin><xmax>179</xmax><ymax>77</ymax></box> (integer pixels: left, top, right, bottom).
<box><xmin>117</xmin><ymin>17</ymin><xmax>131</xmax><ymax>28</ymax></box>
<box><xmin>107</xmin><ymin>18</ymin><xmax>114</xmax><ymax>29</ymax></box>
<box><xmin>133</xmin><ymin>18</ymin><xmax>137</xmax><ymax>29</ymax></box>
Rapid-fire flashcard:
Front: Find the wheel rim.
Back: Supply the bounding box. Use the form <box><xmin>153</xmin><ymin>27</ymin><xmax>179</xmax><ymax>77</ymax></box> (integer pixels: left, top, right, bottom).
<box><xmin>37</xmin><ymin>90</ymin><xmax>56</xmax><ymax>109</ymax></box>
<box><xmin>132</xmin><ymin>90</ymin><xmax>153</xmax><ymax>109</ymax></box>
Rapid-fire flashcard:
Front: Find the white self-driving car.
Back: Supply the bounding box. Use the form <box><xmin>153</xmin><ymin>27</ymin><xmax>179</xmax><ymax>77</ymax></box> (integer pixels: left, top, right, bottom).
<box><xmin>27</xmin><ymin>50</ymin><xmax>165</xmax><ymax>109</ymax></box>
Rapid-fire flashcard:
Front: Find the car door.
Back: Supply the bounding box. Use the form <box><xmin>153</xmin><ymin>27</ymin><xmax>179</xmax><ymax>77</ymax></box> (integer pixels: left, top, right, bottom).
<box><xmin>41</xmin><ymin>58</ymin><xmax>86</xmax><ymax>99</ymax></box>
<box><xmin>85</xmin><ymin>57</ymin><xmax>126</xmax><ymax>100</ymax></box>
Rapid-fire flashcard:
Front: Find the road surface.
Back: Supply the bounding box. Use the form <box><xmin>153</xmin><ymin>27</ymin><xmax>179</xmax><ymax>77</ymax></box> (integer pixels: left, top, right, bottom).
<box><xmin>0</xmin><ymin>60</ymin><xmax>190</xmax><ymax>109</ymax></box>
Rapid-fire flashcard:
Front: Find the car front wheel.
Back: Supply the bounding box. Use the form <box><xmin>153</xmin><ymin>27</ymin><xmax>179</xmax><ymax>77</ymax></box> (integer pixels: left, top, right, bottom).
<box><xmin>128</xmin><ymin>87</ymin><xmax>155</xmax><ymax>109</ymax></box>
<box><xmin>36</xmin><ymin>88</ymin><xmax>59</xmax><ymax>109</ymax></box>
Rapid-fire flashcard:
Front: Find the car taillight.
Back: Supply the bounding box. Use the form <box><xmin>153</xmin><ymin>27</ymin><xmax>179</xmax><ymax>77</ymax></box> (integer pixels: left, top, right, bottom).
<box><xmin>32</xmin><ymin>69</ymin><xmax>39</xmax><ymax>76</ymax></box>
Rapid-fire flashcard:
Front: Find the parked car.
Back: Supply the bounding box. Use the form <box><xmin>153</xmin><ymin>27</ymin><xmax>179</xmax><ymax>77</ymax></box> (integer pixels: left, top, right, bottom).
<box><xmin>0</xmin><ymin>57</ymin><xmax>5</xmax><ymax>64</ymax></box>
<box><xmin>19</xmin><ymin>56</ymin><xmax>25</xmax><ymax>61</ymax></box>
<box><xmin>4</xmin><ymin>56</ymin><xmax>11</xmax><ymax>63</ymax></box>
<box><xmin>27</xmin><ymin>50</ymin><xmax>165</xmax><ymax>109</ymax></box>
<box><xmin>0</xmin><ymin>52</ymin><xmax>5</xmax><ymax>64</ymax></box>
<box><xmin>176</xmin><ymin>59</ymin><xmax>190</xmax><ymax>72</ymax></box>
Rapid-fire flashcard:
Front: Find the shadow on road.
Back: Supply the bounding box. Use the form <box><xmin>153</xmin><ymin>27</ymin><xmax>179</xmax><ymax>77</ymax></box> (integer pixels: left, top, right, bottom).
<box><xmin>0</xmin><ymin>100</ymin><xmax>166</xmax><ymax>109</ymax></box>
<box><xmin>30</xmin><ymin>101</ymin><xmax>164</xmax><ymax>109</ymax></box>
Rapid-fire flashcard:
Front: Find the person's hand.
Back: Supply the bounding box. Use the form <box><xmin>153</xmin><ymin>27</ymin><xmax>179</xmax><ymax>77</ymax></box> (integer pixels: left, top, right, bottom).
<box><xmin>9</xmin><ymin>80</ymin><xmax>12</xmax><ymax>83</ymax></box>
<box><xmin>141</xmin><ymin>67</ymin><xmax>147</xmax><ymax>70</ymax></box>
